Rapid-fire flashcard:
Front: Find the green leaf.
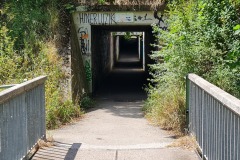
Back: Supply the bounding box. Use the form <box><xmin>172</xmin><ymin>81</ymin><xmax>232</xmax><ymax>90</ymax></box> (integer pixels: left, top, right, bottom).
<box><xmin>234</xmin><ymin>30</ymin><xmax>240</xmax><ymax>35</ymax></box>
<box><xmin>233</xmin><ymin>24</ymin><xmax>240</xmax><ymax>31</ymax></box>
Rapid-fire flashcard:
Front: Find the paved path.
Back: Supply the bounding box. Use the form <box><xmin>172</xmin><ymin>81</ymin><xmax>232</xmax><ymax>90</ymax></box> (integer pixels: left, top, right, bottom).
<box><xmin>33</xmin><ymin>100</ymin><xmax>199</xmax><ymax>160</ymax></box>
<box><xmin>33</xmin><ymin>64</ymin><xmax>199</xmax><ymax>160</ymax></box>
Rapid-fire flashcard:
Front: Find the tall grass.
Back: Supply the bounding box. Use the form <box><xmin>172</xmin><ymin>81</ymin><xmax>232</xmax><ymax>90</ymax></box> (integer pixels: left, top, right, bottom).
<box><xmin>1</xmin><ymin>1</ymin><xmax>84</xmax><ymax>129</ymax></box>
<box><xmin>144</xmin><ymin>86</ymin><xmax>186</xmax><ymax>135</ymax></box>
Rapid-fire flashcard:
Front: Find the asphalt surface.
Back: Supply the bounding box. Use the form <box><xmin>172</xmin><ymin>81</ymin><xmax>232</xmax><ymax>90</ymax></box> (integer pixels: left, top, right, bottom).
<box><xmin>32</xmin><ymin>55</ymin><xmax>199</xmax><ymax>160</ymax></box>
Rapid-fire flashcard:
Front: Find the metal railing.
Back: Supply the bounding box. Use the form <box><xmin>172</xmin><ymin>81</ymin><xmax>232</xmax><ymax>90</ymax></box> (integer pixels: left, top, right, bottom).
<box><xmin>0</xmin><ymin>76</ymin><xmax>47</xmax><ymax>160</ymax></box>
<box><xmin>187</xmin><ymin>74</ymin><xmax>240</xmax><ymax>160</ymax></box>
<box><xmin>0</xmin><ymin>84</ymin><xmax>17</xmax><ymax>89</ymax></box>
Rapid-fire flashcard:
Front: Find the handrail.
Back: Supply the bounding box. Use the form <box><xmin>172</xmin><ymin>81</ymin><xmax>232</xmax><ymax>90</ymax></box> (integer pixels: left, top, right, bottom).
<box><xmin>188</xmin><ymin>74</ymin><xmax>240</xmax><ymax>115</ymax></box>
<box><xmin>0</xmin><ymin>76</ymin><xmax>47</xmax><ymax>104</ymax></box>
<box><xmin>0</xmin><ymin>76</ymin><xmax>47</xmax><ymax>160</ymax></box>
<box><xmin>187</xmin><ymin>73</ymin><xmax>240</xmax><ymax>160</ymax></box>
<box><xmin>0</xmin><ymin>84</ymin><xmax>17</xmax><ymax>89</ymax></box>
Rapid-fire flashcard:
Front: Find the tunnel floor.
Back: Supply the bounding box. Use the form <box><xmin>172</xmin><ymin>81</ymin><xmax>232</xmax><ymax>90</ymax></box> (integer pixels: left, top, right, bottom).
<box><xmin>94</xmin><ymin>52</ymin><xmax>148</xmax><ymax>101</ymax></box>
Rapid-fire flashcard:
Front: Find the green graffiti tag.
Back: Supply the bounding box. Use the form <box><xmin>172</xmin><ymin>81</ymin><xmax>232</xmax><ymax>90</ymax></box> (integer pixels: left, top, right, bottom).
<box><xmin>84</xmin><ymin>60</ymin><xmax>92</xmax><ymax>83</ymax></box>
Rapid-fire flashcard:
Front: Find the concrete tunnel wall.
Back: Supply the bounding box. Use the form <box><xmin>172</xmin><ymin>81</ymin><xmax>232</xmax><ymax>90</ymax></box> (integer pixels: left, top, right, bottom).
<box><xmin>91</xmin><ymin>25</ymin><xmax>156</xmax><ymax>94</ymax></box>
<box><xmin>71</xmin><ymin>9</ymin><xmax>167</xmax><ymax>101</ymax></box>
<box><xmin>91</xmin><ymin>28</ymin><xmax>113</xmax><ymax>92</ymax></box>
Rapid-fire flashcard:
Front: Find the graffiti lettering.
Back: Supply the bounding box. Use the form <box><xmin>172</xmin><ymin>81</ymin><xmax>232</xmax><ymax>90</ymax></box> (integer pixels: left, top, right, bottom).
<box><xmin>154</xmin><ymin>11</ymin><xmax>167</xmax><ymax>30</ymax></box>
<box><xmin>135</xmin><ymin>15</ymin><xmax>142</xmax><ymax>21</ymax></box>
<box><xmin>144</xmin><ymin>13</ymin><xmax>152</xmax><ymax>21</ymax></box>
<box><xmin>78</xmin><ymin>27</ymin><xmax>89</xmax><ymax>55</ymax></box>
<box><xmin>134</xmin><ymin>13</ymin><xmax>152</xmax><ymax>22</ymax></box>
<box><xmin>79</xmin><ymin>13</ymin><xmax>116</xmax><ymax>25</ymax></box>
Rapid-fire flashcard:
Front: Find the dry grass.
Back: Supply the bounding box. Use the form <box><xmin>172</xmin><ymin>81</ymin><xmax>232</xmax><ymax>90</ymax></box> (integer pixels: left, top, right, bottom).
<box><xmin>168</xmin><ymin>135</ymin><xmax>197</xmax><ymax>150</ymax></box>
<box><xmin>37</xmin><ymin>136</ymin><xmax>55</xmax><ymax>148</ymax></box>
<box><xmin>114</xmin><ymin>0</ymin><xmax>164</xmax><ymax>5</ymax></box>
<box><xmin>144</xmin><ymin>87</ymin><xmax>187</xmax><ymax>135</ymax></box>
<box><xmin>43</xmin><ymin>42</ymin><xmax>60</xmax><ymax>65</ymax></box>
<box><xmin>76</xmin><ymin>0</ymin><xmax>165</xmax><ymax>8</ymax></box>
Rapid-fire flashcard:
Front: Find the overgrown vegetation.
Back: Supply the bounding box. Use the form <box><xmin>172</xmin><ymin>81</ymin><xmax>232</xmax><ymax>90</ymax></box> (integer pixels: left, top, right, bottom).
<box><xmin>145</xmin><ymin>0</ymin><xmax>240</xmax><ymax>135</ymax></box>
<box><xmin>0</xmin><ymin>0</ymin><xmax>85</xmax><ymax>129</ymax></box>
<box><xmin>93</xmin><ymin>0</ymin><xmax>165</xmax><ymax>6</ymax></box>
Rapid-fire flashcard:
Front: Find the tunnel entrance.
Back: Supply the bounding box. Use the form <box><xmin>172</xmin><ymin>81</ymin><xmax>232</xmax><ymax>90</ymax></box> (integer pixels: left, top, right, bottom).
<box><xmin>91</xmin><ymin>26</ymin><xmax>155</xmax><ymax>100</ymax></box>
<box><xmin>71</xmin><ymin>11</ymin><xmax>166</xmax><ymax>101</ymax></box>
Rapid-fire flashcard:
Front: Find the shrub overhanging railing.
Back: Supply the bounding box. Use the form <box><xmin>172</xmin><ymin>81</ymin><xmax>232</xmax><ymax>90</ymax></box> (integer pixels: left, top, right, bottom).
<box><xmin>0</xmin><ymin>76</ymin><xmax>47</xmax><ymax>160</ymax></box>
<box><xmin>187</xmin><ymin>74</ymin><xmax>240</xmax><ymax>160</ymax></box>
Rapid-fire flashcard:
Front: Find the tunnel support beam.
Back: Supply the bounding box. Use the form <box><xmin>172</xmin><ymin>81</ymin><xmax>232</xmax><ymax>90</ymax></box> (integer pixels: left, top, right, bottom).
<box><xmin>71</xmin><ymin>18</ymin><xmax>89</xmax><ymax>102</ymax></box>
<box><xmin>142</xmin><ymin>32</ymin><xmax>145</xmax><ymax>71</ymax></box>
<box><xmin>138</xmin><ymin>35</ymin><xmax>141</xmax><ymax>60</ymax></box>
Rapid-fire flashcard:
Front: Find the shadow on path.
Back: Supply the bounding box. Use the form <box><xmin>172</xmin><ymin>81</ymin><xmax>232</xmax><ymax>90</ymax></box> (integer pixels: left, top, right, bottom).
<box><xmin>32</xmin><ymin>142</ymin><xmax>81</xmax><ymax>160</ymax></box>
<box><xmin>87</xmin><ymin>101</ymin><xmax>144</xmax><ymax>119</ymax></box>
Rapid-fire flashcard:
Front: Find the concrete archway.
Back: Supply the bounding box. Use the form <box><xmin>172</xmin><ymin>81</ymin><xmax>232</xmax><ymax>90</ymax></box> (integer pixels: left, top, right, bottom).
<box><xmin>71</xmin><ymin>9</ymin><xmax>166</xmax><ymax>101</ymax></box>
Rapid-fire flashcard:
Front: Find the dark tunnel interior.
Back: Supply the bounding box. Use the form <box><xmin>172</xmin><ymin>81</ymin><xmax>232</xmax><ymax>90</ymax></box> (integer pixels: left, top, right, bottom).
<box><xmin>119</xmin><ymin>36</ymin><xmax>138</xmax><ymax>53</ymax></box>
<box><xmin>91</xmin><ymin>25</ymin><xmax>155</xmax><ymax>101</ymax></box>
<box><xmin>115</xmin><ymin>36</ymin><xmax>142</xmax><ymax>69</ymax></box>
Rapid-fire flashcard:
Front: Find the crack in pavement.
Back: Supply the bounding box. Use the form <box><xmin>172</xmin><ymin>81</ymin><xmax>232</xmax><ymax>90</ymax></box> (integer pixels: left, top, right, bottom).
<box><xmin>114</xmin><ymin>150</ymin><xmax>118</xmax><ymax>160</ymax></box>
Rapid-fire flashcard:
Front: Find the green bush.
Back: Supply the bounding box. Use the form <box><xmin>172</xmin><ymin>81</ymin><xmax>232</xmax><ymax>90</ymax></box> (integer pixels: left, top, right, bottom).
<box><xmin>98</xmin><ymin>0</ymin><xmax>106</xmax><ymax>5</ymax></box>
<box><xmin>1</xmin><ymin>0</ymin><xmax>83</xmax><ymax>129</ymax></box>
<box><xmin>46</xmin><ymin>96</ymin><xmax>82</xmax><ymax>129</ymax></box>
<box><xmin>80</xmin><ymin>94</ymin><xmax>95</xmax><ymax>109</ymax></box>
<box><xmin>58</xmin><ymin>100</ymin><xmax>82</xmax><ymax>123</ymax></box>
<box><xmin>145</xmin><ymin>0</ymin><xmax>240</xmax><ymax>134</ymax></box>
<box><xmin>0</xmin><ymin>25</ymin><xmax>23</xmax><ymax>84</ymax></box>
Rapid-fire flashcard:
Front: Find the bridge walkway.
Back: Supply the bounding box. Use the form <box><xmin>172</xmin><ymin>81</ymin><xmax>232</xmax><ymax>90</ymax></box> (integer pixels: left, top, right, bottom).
<box><xmin>32</xmin><ymin>62</ymin><xmax>199</xmax><ymax>160</ymax></box>
<box><xmin>33</xmin><ymin>99</ymin><xmax>198</xmax><ymax>160</ymax></box>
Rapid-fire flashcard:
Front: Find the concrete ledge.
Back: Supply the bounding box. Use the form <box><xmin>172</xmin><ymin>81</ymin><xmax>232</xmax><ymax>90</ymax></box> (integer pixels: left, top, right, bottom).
<box><xmin>188</xmin><ymin>73</ymin><xmax>240</xmax><ymax>115</ymax></box>
<box><xmin>0</xmin><ymin>76</ymin><xmax>47</xmax><ymax>104</ymax></box>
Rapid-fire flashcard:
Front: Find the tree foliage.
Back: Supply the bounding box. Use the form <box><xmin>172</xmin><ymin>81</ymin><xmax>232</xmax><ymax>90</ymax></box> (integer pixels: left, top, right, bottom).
<box><xmin>145</xmin><ymin>0</ymin><xmax>240</xmax><ymax>134</ymax></box>
<box><xmin>0</xmin><ymin>0</ymin><xmax>83</xmax><ymax>129</ymax></box>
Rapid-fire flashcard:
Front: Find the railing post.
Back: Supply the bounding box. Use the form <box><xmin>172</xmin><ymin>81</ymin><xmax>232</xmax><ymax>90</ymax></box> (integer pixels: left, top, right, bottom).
<box><xmin>186</xmin><ymin>74</ymin><xmax>190</xmax><ymax>132</ymax></box>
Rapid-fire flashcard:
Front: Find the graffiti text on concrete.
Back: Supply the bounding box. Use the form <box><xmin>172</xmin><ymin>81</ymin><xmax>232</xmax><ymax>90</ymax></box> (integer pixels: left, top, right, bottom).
<box><xmin>154</xmin><ymin>11</ymin><xmax>167</xmax><ymax>30</ymax></box>
<box><xmin>78</xmin><ymin>27</ymin><xmax>90</xmax><ymax>55</ymax></box>
<box><xmin>79</xmin><ymin>13</ymin><xmax>116</xmax><ymax>25</ymax></box>
<box><xmin>134</xmin><ymin>13</ymin><xmax>153</xmax><ymax>22</ymax></box>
